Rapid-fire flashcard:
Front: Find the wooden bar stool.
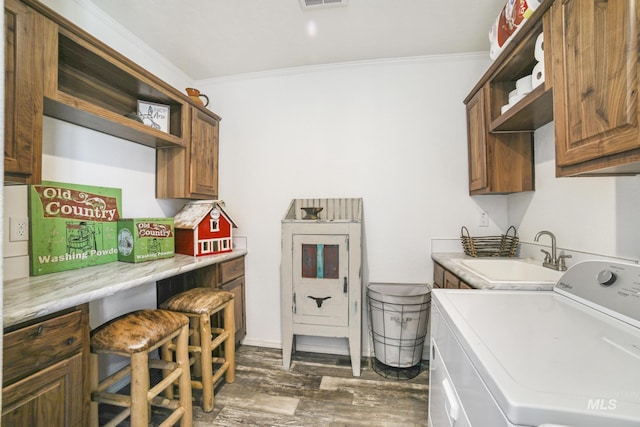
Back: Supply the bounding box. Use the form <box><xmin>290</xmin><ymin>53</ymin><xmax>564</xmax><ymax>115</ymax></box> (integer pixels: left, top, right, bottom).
<box><xmin>90</xmin><ymin>309</ymin><xmax>192</xmax><ymax>427</ymax></box>
<box><xmin>161</xmin><ymin>288</ymin><xmax>235</xmax><ymax>412</ymax></box>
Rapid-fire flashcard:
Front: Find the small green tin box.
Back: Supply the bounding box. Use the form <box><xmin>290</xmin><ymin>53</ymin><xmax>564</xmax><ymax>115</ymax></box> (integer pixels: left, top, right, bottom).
<box><xmin>117</xmin><ymin>218</ymin><xmax>175</xmax><ymax>263</ymax></box>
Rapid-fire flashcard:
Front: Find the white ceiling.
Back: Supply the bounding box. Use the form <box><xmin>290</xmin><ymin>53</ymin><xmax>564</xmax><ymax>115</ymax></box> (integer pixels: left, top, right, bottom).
<box><xmin>89</xmin><ymin>0</ymin><xmax>506</xmax><ymax>80</ymax></box>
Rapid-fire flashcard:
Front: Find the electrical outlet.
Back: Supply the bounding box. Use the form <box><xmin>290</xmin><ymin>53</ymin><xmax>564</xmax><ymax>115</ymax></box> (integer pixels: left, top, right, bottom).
<box><xmin>9</xmin><ymin>217</ymin><xmax>29</xmax><ymax>242</ymax></box>
<box><xmin>479</xmin><ymin>211</ymin><xmax>489</xmax><ymax>227</ymax></box>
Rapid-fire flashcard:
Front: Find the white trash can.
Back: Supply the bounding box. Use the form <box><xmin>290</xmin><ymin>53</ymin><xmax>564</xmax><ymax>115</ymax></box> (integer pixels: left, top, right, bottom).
<box><xmin>367</xmin><ymin>282</ymin><xmax>431</xmax><ymax>371</ymax></box>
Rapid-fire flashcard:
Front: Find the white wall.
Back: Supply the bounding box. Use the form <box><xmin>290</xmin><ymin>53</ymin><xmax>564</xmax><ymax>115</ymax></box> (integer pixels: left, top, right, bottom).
<box><xmin>509</xmin><ymin>122</ymin><xmax>640</xmax><ymax>261</ymax></box>
<box><xmin>197</xmin><ymin>55</ymin><xmax>509</xmax><ymax>350</ymax></box>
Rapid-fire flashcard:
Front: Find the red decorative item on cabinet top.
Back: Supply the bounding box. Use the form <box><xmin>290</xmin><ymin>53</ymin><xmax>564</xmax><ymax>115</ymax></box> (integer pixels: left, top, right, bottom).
<box><xmin>173</xmin><ymin>200</ymin><xmax>237</xmax><ymax>256</ymax></box>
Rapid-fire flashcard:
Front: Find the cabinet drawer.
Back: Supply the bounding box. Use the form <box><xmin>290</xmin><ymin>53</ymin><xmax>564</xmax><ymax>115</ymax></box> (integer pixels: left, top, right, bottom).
<box><xmin>3</xmin><ymin>310</ymin><xmax>84</xmax><ymax>386</ymax></box>
<box><xmin>219</xmin><ymin>256</ymin><xmax>244</xmax><ymax>284</ymax></box>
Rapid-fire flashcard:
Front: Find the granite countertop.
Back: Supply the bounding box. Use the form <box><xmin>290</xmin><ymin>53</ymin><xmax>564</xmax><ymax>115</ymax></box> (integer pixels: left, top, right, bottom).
<box><xmin>431</xmin><ymin>252</ymin><xmax>557</xmax><ymax>291</ymax></box>
<box><xmin>4</xmin><ymin>249</ymin><xmax>247</xmax><ymax>328</ymax></box>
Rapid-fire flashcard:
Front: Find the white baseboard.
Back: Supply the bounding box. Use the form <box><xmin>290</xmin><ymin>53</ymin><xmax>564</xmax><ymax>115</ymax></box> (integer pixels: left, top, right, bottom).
<box><xmin>240</xmin><ymin>337</ymin><xmax>367</xmax><ymax>357</ymax></box>
<box><xmin>241</xmin><ymin>336</ymin><xmax>429</xmax><ymax>361</ymax></box>
<box><xmin>240</xmin><ymin>337</ymin><xmax>281</xmax><ymax>349</ymax></box>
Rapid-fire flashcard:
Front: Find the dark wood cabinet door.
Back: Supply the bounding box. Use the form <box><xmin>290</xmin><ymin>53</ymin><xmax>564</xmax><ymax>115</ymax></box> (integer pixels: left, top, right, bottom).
<box><xmin>221</xmin><ymin>276</ymin><xmax>246</xmax><ymax>345</ymax></box>
<box><xmin>156</xmin><ymin>106</ymin><xmax>220</xmax><ymax>199</ymax></box>
<box><xmin>458</xmin><ymin>280</ymin><xmax>472</xmax><ymax>290</ymax></box>
<box><xmin>552</xmin><ymin>0</ymin><xmax>640</xmax><ymax>175</ymax></box>
<box><xmin>467</xmin><ymin>87</ymin><xmax>488</xmax><ymax>193</ymax></box>
<box><xmin>190</xmin><ymin>108</ymin><xmax>219</xmax><ymax>198</ymax></box>
<box><xmin>466</xmin><ymin>85</ymin><xmax>534</xmax><ymax>195</ymax></box>
<box><xmin>2</xmin><ymin>354</ymin><xmax>83</xmax><ymax>427</ymax></box>
<box><xmin>4</xmin><ymin>0</ymin><xmax>51</xmax><ymax>184</ymax></box>
<box><xmin>433</xmin><ymin>262</ymin><xmax>445</xmax><ymax>289</ymax></box>
<box><xmin>443</xmin><ymin>270</ymin><xmax>460</xmax><ymax>289</ymax></box>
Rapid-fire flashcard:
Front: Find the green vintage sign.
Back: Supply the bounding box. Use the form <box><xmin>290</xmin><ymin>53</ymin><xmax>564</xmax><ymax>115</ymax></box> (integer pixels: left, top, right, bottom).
<box><xmin>29</xmin><ymin>181</ymin><xmax>122</xmax><ymax>276</ymax></box>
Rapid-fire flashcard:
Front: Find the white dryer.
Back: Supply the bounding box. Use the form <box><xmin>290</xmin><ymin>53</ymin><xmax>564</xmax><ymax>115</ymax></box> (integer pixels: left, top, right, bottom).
<box><xmin>429</xmin><ymin>260</ymin><xmax>640</xmax><ymax>427</ymax></box>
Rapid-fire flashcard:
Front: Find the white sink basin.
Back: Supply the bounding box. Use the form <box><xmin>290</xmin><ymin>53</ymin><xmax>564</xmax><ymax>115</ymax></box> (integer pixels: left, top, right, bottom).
<box><xmin>451</xmin><ymin>258</ymin><xmax>563</xmax><ymax>284</ymax></box>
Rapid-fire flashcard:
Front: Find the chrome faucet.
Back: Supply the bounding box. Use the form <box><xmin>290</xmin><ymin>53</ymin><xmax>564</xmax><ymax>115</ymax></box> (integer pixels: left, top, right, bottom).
<box><xmin>534</xmin><ymin>230</ymin><xmax>571</xmax><ymax>271</ymax></box>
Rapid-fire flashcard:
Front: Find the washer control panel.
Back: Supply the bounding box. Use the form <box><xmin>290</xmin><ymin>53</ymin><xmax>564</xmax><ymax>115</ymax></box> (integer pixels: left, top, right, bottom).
<box><xmin>555</xmin><ymin>260</ymin><xmax>640</xmax><ymax>328</ymax></box>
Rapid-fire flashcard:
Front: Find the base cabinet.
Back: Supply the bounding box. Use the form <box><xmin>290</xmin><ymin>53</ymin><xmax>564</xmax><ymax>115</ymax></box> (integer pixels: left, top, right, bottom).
<box><xmin>433</xmin><ymin>262</ymin><xmax>445</xmax><ymax>288</ymax></box>
<box><xmin>2</xmin><ymin>355</ymin><xmax>83</xmax><ymax>426</ymax></box>
<box><xmin>433</xmin><ymin>262</ymin><xmax>471</xmax><ymax>289</ymax></box>
<box><xmin>218</xmin><ymin>257</ymin><xmax>246</xmax><ymax>344</ymax></box>
<box><xmin>2</xmin><ymin>306</ymin><xmax>89</xmax><ymax>427</ymax></box>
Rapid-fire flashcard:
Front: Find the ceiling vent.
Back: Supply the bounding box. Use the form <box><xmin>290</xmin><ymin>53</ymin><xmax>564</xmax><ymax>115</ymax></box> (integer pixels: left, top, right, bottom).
<box><xmin>299</xmin><ymin>0</ymin><xmax>348</xmax><ymax>9</ymax></box>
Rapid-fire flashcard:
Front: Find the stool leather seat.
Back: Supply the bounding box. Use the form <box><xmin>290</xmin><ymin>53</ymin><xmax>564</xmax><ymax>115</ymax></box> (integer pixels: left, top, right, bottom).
<box><xmin>91</xmin><ymin>309</ymin><xmax>188</xmax><ymax>354</ymax></box>
<box><xmin>161</xmin><ymin>287</ymin><xmax>234</xmax><ymax>314</ymax></box>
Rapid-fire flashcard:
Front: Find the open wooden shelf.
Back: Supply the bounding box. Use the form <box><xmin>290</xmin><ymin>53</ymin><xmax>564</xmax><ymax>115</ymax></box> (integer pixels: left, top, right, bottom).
<box><xmin>490</xmin><ymin>85</ymin><xmax>553</xmax><ymax>132</ymax></box>
<box><xmin>488</xmin><ymin>17</ymin><xmax>554</xmax><ymax>133</ymax></box>
<box><xmin>43</xmin><ymin>24</ymin><xmax>189</xmax><ymax>149</ymax></box>
<box><xmin>465</xmin><ymin>3</ymin><xmax>554</xmax><ymax>136</ymax></box>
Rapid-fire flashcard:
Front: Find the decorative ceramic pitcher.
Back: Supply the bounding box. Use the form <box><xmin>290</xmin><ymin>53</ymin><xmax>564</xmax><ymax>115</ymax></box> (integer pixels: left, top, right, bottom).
<box><xmin>185</xmin><ymin>88</ymin><xmax>209</xmax><ymax>107</ymax></box>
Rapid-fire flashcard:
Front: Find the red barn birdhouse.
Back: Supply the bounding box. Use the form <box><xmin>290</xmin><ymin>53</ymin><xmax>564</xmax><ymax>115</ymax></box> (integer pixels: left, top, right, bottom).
<box><xmin>173</xmin><ymin>200</ymin><xmax>237</xmax><ymax>256</ymax></box>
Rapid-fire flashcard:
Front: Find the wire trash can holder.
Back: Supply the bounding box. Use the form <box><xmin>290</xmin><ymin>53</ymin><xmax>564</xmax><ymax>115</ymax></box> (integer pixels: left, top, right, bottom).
<box><xmin>460</xmin><ymin>225</ymin><xmax>519</xmax><ymax>257</ymax></box>
<box><xmin>367</xmin><ymin>283</ymin><xmax>431</xmax><ymax>380</ymax></box>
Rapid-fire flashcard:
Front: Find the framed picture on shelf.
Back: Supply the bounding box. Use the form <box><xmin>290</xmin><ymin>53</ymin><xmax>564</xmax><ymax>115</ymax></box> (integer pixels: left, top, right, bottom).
<box><xmin>137</xmin><ymin>100</ymin><xmax>170</xmax><ymax>133</ymax></box>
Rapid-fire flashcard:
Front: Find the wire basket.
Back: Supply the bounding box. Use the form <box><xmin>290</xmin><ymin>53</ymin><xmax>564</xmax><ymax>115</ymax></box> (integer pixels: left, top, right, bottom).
<box><xmin>460</xmin><ymin>225</ymin><xmax>519</xmax><ymax>257</ymax></box>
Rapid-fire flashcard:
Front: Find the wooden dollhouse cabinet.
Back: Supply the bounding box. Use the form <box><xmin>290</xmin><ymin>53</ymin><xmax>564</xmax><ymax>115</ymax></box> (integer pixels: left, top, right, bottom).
<box><xmin>280</xmin><ymin>198</ymin><xmax>363</xmax><ymax>376</ymax></box>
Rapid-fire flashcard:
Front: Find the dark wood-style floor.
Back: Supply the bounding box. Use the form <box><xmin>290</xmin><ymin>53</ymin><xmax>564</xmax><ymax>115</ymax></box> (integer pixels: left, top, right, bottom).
<box><xmin>101</xmin><ymin>345</ymin><xmax>430</xmax><ymax>426</ymax></box>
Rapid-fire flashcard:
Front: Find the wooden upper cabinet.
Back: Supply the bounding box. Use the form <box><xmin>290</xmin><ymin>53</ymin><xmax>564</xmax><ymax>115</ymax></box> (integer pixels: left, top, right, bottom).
<box><xmin>190</xmin><ymin>108</ymin><xmax>220</xmax><ymax>198</ymax></box>
<box><xmin>46</xmin><ymin>27</ymin><xmax>188</xmax><ymax>150</ymax></box>
<box><xmin>4</xmin><ymin>0</ymin><xmax>223</xmax><ymax>187</ymax></box>
<box><xmin>467</xmin><ymin>88</ymin><xmax>488</xmax><ymax>193</ymax></box>
<box><xmin>156</xmin><ymin>105</ymin><xmax>220</xmax><ymax>199</ymax></box>
<box><xmin>552</xmin><ymin>0</ymin><xmax>640</xmax><ymax>175</ymax></box>
<box><xmin>466</xmin><ymin>85</ymin><xmax>534</xmax><ymax>195</ymax></box>
<box><xmin>462</xmin><ymin>6</ymin><xmax>551</xmax><ymax>195</ymax></box>
<box><xmin>4</xmin><ymin>0</ymin><xmax>54</xmax><ymax>184</ymax></box>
